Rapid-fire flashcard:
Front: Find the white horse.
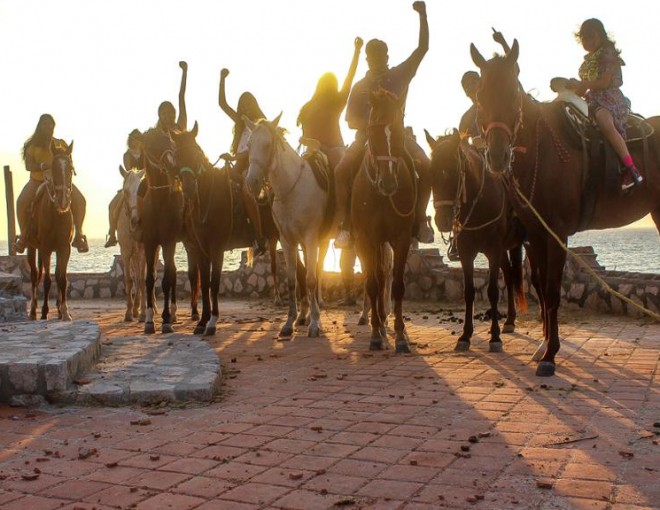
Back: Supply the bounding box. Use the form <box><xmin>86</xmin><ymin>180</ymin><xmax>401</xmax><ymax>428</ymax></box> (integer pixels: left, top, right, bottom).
<box><xmin>117</xmin><ymin>165</ymin><xmax>148</xmax><ymax>322</ymax></box>
<box><xmin>245</xmin><ymin>115</ymin><xmax>329</xmax><ymax>337</ymax></box>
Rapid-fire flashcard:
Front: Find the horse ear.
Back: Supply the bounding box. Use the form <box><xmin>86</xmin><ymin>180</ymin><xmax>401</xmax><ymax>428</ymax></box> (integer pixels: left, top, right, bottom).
<box><xmin>271</xmin><ymin>111</ymin><xmax>283</xmax><ymax>128</ymax></box>
<box><xmin>242</xmin><ymin>115</ymin><xmax>257</xmax><ymax>132</ymax></box>
<box><xmin>470</xmin><ymin>43</ymin><xmax>487</xmax><ymax>69</ymax></box>
<box><xmin>67</xmin><ymin>140</ymin><xmax>74</xmax><ymax>155</ymax></box>
<box><xmin>424</xmin><ymin>129</ymin><xmax>436</xmax><ymax>150</ymax></box>
<box><xmin>506</xmin><ymin>39</ymin><xmax>519</xmax><ymax>67</ymax></box>
<box><xmin>191</xmin><ymin>121</ymin><xmax>199</xmax><ymax>138</ymax></box>
<box><xmin>119</xmin><ymin>165</ymin><xmax>128</xmax><ymax>178</ymax></box>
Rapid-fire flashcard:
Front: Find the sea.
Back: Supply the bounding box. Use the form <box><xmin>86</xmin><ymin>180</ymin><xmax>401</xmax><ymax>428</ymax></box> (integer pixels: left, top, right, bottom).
<box><xmin>2</xmin><ymin>227</ymin><xmax>657</xmax><ymax>275</ymax></box>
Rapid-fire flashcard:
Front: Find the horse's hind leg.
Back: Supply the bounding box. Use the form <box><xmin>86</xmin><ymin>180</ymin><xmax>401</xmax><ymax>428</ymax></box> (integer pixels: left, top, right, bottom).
<box><xmin>269</xmin><ymin>238</ymin><xmax>284</xmax><ymax>306</ymax></box>
<box><xmin>304</xmin><ymin>240</ymin><xmax>322</xmax><ymax>338</ymax></box>
<box><xmin>28</xmin><ymin>249</ymin><xmax>39</xmax><ymax>320</ymax></box>
<box><xmin>195</xmin><ymin>257</ymin><xmax>211</xmax><ymax>336</ymax></box>
<box><xmin>486</xmin><ymin>253</ymin><xmax>502</xmax><ymax>352</ymax></box>
<box><xmin>160</xmin><ymin>244</ymin><xmax>177</xmax><ymax>334</ymax></box>
<box><xmin>122</xmin><ymin>245</ymin><xmax>134</xmax><ymax>321</ymax></box>
<box><xmin>144</xmin><ymin>245</ymin><xmax>157</xmax><ymax>334</ymax></box>
<box><xmin>41</xmin><ymin>253</ymin><xmax>52</xmax><ymax>320</ymax></box>
<box><xmin>204</xmin><ymin>251</ymin><xmax>223</xmax><ymax>337</ymax></box>
<box><xmin>56</xmin><ymin>249</ymin><xmax>72</xmax><ymax>321</ymax></box>
<box><xmin>187</xmin><ymin>253</ymin><xmax>200</xmax><ymax>321</ymax></box>
<box><xmin>392</xmin><ymin>238</ymin><xmax>411</xmax><ymax>354</ymax></box>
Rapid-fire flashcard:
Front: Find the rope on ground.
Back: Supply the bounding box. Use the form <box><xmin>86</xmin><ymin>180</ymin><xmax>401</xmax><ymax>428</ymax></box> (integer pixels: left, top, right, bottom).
<box><xmin>512</xmin><ymin>179</ymin><xmax>660</xmax><ymax>322</ymax></box>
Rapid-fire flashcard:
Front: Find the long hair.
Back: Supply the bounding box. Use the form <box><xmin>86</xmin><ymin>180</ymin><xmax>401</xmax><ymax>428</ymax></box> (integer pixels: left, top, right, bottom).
<box><xmin>577</xmin><ymin>18</ymin><xmax>622</xmax><ymax>56</ymax></box>
<box><xmin>231</xmin><ymin>92</ymin><xmax>266</xmax><ymax>155</ymax></box>
<box><xmin>297</xmin><ymin>72</ymin><xmax>339</xmax><ymax>127</ymax></box>
<box><xmin>22</xmin><ymin>113</ymin><xmax>55</xmax><ymax>161</ymax></box>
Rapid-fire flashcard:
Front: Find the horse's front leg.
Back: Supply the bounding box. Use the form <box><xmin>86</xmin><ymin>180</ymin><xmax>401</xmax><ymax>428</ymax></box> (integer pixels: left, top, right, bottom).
<box><xmin>29</xmin><ymin>248</ymin><xmax>39</xmax><ymax>321</ymax></box>
<box><xmin>268</xmin><ymin>238</ymin><xmax>283</xmax><ymax>306</ymax></box>
<box><xmin>295</xmin><ymin>248</ymin><xmax>310</xmax><ymax>327</ymax></box>
<box><xmin>357</xmin><ymin>239</ymin><xmax>383</xmax><ymax>350</ymax></box>
<box><xmin>187</xmin><ymin>250</ymin><xmax>200</xmax><ymax>321</ymax></box>
<box><xmin>303</xmin><ymin>239</ymin><xmax>322</xmax><ymax>338</ymax></box>
<box><xmin>486</xmin><ymin>253</ymin><xmax>502</xmax><ymax>352</ymax></box>
<box><xmin>137</xmin><ymin>246</ymin><xmax>147</xmax><ymax>322</ymax></box>
<box><xmin>392</xmin><ymin>236</ymin><xmax>411</xmax><ymax>354</ymax></box>
<box><xmin>122</xmin><ymin>245</ymin><xmax>134</xmax><ymax>321</ymax></box>
<box><xmin>144</xmin><ymin>244</ymin><xmax>157</xmax><ymax>334</ymax></box>
<box><xmin>56</xmin><ymin>248</ymin><xmax>71</xmax><ymax>321</ymax></box>
<box><xmin>194</xmin><ymin>253</ymin><xmax>211</xmax><ymax>336</ymax></box>
<box><xmin>455</xmin><ymin>251</ymin><xmax>476</xmax><ymax>351</ymax></box>
<box><xmin>160</xmin><ymin>243</ymin><xmax>177</xmax><ymax>334</ymax></box>
<box><xmin>316</xmin><ymin>238</ymin><xmax>329</xmax><ymax>308</ymax></box>
<box><xmin>204</xmin><ymin>250</ymin><xmax>223</xmax><ymax>337</ymax></box>
<box><xmin>41</xmin><ymin>253</ymin><xmax>52</xmax><ymax>321</ymax></box>
<box><xmin>279</xmin><ymin>240</ymin><xmax>299</xmax><ymax>337</ymax></box>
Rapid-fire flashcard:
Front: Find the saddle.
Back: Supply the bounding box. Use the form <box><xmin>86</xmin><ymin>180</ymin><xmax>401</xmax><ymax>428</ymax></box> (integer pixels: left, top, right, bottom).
<box><xmin>554</xmin><ymin>87</ymin><xmax>655</xmax><ymax>231</ymax></box>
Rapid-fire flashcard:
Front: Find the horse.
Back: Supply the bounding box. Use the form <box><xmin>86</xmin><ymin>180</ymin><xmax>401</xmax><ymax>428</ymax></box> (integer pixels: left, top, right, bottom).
<box><xmin>351</xmin><ymin>88</ymin><xmax>416</xmax><ymax>353</ymax></box>
<box><xmin>139</xmin><ymin>128</ymin><xmax>183</xmax><ymax>334</ymax></box>
<box><xmin>26</xmin><ymin>141</ymin><xmax>75</xmax><ymax>321</ymax></box>
<box><xmin>470</xmin><ymin>40</ymin><xmax>660</xmax><ymax>376</ymax></box>
<box><xmin>116</xmin><ymin>165</ymin><xmax>148</xmax><ymax>322</ymax></box>
<box><xmin>173</xmin><ymin>122</ymin><xmax>305</xmax><ymax>335</ymax></box>
<box><xmin>245</xmin><ymin>115</ymin><xmax>330</xmax><ymax>338</ymax></box>
<box><xmin>425</xmin><ymin>129</ymin><xmax>528</xmax><ymax>352</ymax></box>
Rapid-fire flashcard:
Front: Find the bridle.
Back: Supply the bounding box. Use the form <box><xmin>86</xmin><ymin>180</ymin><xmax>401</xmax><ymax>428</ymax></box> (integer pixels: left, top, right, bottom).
<box><xmin>364</xmin><ymin>121</ymin><xmax>402</xmax><ymax>195</ymax></box>
<box><xmin>47</xmin><ymin>153</ymin><xmax>74</xmax><ymax>214</ymax></box>
<box><xmin>145</xmin><ymin>145</ymin><xmax>176</xmax><ymax>191</ymax></box>
<box><xmin>479</xmin><ymin>92</ymin><xmax>524</xmax><ymax>168</ymax></box>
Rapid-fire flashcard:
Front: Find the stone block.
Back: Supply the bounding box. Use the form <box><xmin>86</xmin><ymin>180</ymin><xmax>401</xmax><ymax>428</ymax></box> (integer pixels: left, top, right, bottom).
<box><xmin>44</xmin><ymin>363</ymin><xmax>68</xmax><ymax>392</ymax></box>
<box><xmin>8</xmin><ymin>362</ymin><xmax>39</xmax><ymax>393</ymax></box>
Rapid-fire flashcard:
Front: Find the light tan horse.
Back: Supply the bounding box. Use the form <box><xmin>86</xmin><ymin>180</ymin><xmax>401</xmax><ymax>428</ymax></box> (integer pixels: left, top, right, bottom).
<box><xmin>117</xmin><ymin>165</ymin><xmax>148</xmax><ymax>322</ymax></box>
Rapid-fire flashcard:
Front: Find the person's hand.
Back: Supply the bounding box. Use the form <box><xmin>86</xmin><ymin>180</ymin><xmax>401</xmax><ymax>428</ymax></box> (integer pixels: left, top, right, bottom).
<box><xmin>491</xmin><ymin>28</ymin><xmax>506</xmax><ymax>46</ymax></box>
<box><xmin>179</xmin><ymin>61</ymin><xmax>188</xmax><ymax>71</ymax></box>
<box><xmin>220</xmin><ymin>68</ymin><xmax>230</xmax><ymax>79</ymax></box>
<box><xmin>412</xmin><ymin>1</ymin><xmax>426</xmax><ymax>15</ymax></box>
<box><xmin>354</xmin><ymin>37</ymin><xmax>363</xmax><ymax>50</ymax></box>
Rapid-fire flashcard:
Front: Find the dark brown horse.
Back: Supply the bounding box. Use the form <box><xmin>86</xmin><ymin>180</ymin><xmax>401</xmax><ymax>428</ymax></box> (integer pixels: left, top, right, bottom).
<box><xmin>139</xmin><ymin>128</ymin><xmax>183</xmax><ymax>334</ymax></box>
<box><xmin>27</xmin><ymin>142</ymin><xmax>75</xmax><ymax>321</ymax></box>
<box><xmin>425</xmin><ymin>129</ymin><xmax>528</xmax><ymax>352</ymax></box>
<box><xmin>470</xmin><ymin>40</ymin><xmax>660</xmax><ymax>376</ymax></box>
<box><xmin>352</xmin><ymin>89</ymin><xmax>416</xmax><ymax>353</ymax></box>
<box><xmin>173</xmin><ymin>123</ymin><xmax>304</xmax><ymax>336</ymax></box>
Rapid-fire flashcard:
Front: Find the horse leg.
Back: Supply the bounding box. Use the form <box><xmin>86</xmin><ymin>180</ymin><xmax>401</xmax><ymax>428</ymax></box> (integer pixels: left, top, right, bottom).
<box><xmin>358</xmin><ymin>241</ymin><xmax>383</xmax><ymax>350</ymax></box>
<box><xmin>358</xmin><ymin>275</ymin><xmax>369</xmax><ymax>326</ymax></box>
<box><xmin>41</xmin><ymin>253</ymin><xmax>51</xmax><ymax>320</ymax></box>
<box><xmin>296</xmin><ymin>248</ymin><xmax>310</xmax><ymax>327</ymax></box>
<box><xmin>383</xmin><ymin>243</ymin><xmax>393</xmax><ymax>320</ymax></box>
<box><xmin>195</xmin><ymin>255</ymin><xmax>211</xmax><ymax>336</ymax></box>
<box><xmin>130</xmin><ymin>248</ymin><xmax>140</xmax><ymax>319</ymax></box>
<box><xmin>268</xmin><ymin>238</ymin><xmax>283</xmax><ymax>306</ymax></box>
<box><xmin>486</xmin><ymin>253</ymin><xmax>502</xmax><ymax>352</ymax></box>
<box><xmin>204</xmin><ymin>251</ymin><xmax>223</xmax><ymax>337</ymax></box>
<box><xmin>56</xmin><ymin>248</ymin><xmax>71</xmax><ymax>321</ymax></box>
<box><xmin>160</xmin><ymin>244</ymin><xmax>176</xmax><ymax>334</ymax></box>
<box><xmin>137</xmin><ymin>246</ymin><xmax>147</xmax><ymax>323</ymax></box>
<box><xmin>187</xmin><ymin>252</ymin><xmax>200</xmax><ymax>321</ymax></box>
<box><xmin>144</xmin><ymin>245</ymin><xmax>157</xmax><ymax>334</ymax></box>
<box><xmin>375</xmin><ymin>247</ymin><xmax>387</xmax><ymax>339</ymax></box>
<box><xmin>279</xmin><ymin>240</ymin><xmax>299</xmax><ymax>337</ymax></box>
<box><xmin>536</xmin><ymin>241</ymin><xmax>566</xmax><ymax>377</ymax></box>
<box><xmin>392</xmin><ymin>237</ymin><xmax>411</xmax><ymax>354</ymax></box>
<box><xmin>529</xmin><ymin>242</ymin><xmax>549</xmax><ymax>362</ymax></box>
<box><xmin>455</xmin><ymin>254</ymin><xmax>476</xmax><ymax>352</ymax></box>
<box><xmin>304</xmin><ymin>239</ymin><xmax>322</xmax><ymax>338</ymax></box>
<box><xmin>29</xmin><ymin>248</ymin><xmax>39</xmax><ymax>321</ymax></box>
<box><xmin>316</xmin><ymin>238</ymin><xmax>329</xmax><ymax>308</ymax></box>
<box><xmin>122</xmin><ymin>244</ymin><xmax>134</xmax><ymax>321</ymax></box>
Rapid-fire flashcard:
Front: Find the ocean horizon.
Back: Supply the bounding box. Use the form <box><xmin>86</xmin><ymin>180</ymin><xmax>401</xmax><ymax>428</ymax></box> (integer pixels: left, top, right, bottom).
<box><xmin>0</xmin><ymin>227</ymin><xmax>657</xmax><ymax>275</ymax></box>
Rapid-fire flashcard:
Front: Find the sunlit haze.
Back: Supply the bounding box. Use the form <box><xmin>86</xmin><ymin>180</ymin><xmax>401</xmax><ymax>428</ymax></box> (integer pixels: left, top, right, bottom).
<box><xmin>1</xmin><ymin>0</ymin><xmax>657</xmax><ymax>240</ymax></box>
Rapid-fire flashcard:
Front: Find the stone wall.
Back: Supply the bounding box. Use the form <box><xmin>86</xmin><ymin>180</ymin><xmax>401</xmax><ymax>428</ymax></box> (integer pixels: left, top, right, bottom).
<box><xmin>0</xmin><ymin>246</ymin><xmax>658</xmax><ymax>318</ymax></box>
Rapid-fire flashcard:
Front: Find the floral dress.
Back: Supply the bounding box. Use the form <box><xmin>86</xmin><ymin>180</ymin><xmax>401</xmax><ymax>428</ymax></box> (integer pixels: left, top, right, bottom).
<box><xmin>578</xmin><ymin>45</ymin><xmax>630</xmax><ymax>136</ymax></box>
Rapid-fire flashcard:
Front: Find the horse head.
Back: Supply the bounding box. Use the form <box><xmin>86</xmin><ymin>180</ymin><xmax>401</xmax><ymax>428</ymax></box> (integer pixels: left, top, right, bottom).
<box><xmin>50</xmin><ymin>140</ymin><xmax>75</xmax><ymax>214</ymax></box>
<box><xmin>367</xmin><ymin>88</ymin><xmax>404</xmax><ymax>197</ymax></box>
<box><xmin>120</xmin><ymin>164</ymin><xmax>144</xmax><ymax>231</ymax></box>
<box><xmin>426</xmin><ymin>129</ymin><xmax>462</xmax><ymax>232</ymax></box>
<box><xmin>172</xmin><ymin>121</ymin><xmax>206</xmax><ymax>207</ymax></box>
<box><xmin>143</xmin><ymin>128</ymin><xmax>177</xmax><ymax>187</ymax></box>
<box><xmin>470</xmin><ymin>40</ymin><xmax>522</xmax><ymax>175</ymax></box>
<box><xmin>244</xmin><ymin>113</ymin><xmax>283</xmax><ymax>197</ymax></box>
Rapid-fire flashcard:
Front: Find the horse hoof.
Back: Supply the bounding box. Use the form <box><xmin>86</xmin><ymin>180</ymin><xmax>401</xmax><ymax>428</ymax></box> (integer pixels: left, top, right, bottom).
<box><xmin>536</xmin><ymin>361</ymin><xmax>556</xmax><ymax>377</ymax></box>
<box><xmin>124</xmin><ymin>313</ymin><xmax>133</xmax><ymax>322</ymax></box>
<box><xmin>194</xmin><ymin>326</ymin><xmax>205</xmax><ymax>335</ymax></box>
<box><xmin>369</xmin><ymin>338</ymin><xmax>384</xmax><ymax>351</ymax></box>
<box><xmin>357</xmin><ymin>316</ymin><xmax>368</xmax><ymax>326</ymax></box>
<box><xmin>279</xmin><ymin>325</ymin><xmax>294</xmax><ymax>338</ymax></box>
<box><xmin>307</xmin><ymin>325</ymin><xmax>320</xmax><ymax>338</ymax></box>
<box><xmin>502</xmin><ymin>324</ymin><xmax>515</xmax><ymax>334</ymax></box>
<box><xmin>489</xmin><ymin>341</ymin><xmax>504</xmax><ymax>353</ymax></box>
<box><xmin>454</xmin><ymin>340</ymin><xmax>470</xmax><ymax>352</ymax></box>
<box><xmin>396</xmin><ymin>342</ymin><xmax>411</xmax><ymax>354</ymax></box>
<box><xmin>162</xmin><ymin>323</ymin><xmax>174</xmax><ymax>334</ymax></box>
<box><xmin>62</xmin><ymin>314</ymin><xmax>72</xmax><ymax>322</ymax></box>
<box><xmin>138</xmin><ymin>316</ymin><xmax>146</xmax><ymax>323</ymax></box>
<box><xmin>296</xmin><ymin>317</ymin><xmax>307</xmax><ymax>326</ymax></box>
<box><xmin>204</xmin><ymin>326</ymin><xmax>216</xmax><ymax>337</ymax></box>
<box><xmin>191</xmin><ymin>313</ymin><xmax>200</xmax><ymax>322</ymax></box>
<box><xmin>144</xmin><ymin>322</ymin><xmax>155</xmax><ymax>335</ymax></box>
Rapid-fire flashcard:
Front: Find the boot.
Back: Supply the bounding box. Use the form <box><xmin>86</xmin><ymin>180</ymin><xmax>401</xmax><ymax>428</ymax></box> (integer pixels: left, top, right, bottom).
<box><xmin>104</xmin><ymin>233</ymin><xmax>118</xmax><ymax>248</ymax></box>
<box><xmin>14</xmin><ymin>235</ymin><xmax>27</xmax><ymax>254</ymax></box>
<box><xmin>72</xmin><ymin>234</ymin><xmax>89</xmax><ymax>253</ymax></box>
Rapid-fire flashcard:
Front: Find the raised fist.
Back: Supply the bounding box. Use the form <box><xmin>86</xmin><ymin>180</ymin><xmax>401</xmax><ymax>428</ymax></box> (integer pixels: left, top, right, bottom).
<box><xmin>412</xmin><ymin>1</ymin><xmax>426</xmax><ymax>15</ymax></box>
<box><xmin>220</xmin><ymin>68</ymin><xmax>230</xmax><ymax>79</ymax></box>
<box><xmin>355</xmin><ymin>37</ymin><xmax>364</xmax><ymax>50</ymax></box>
<box><xmin>179</xmin><ymin>61</ymin><xmax>188</xmax><ymax>71</ymax></box>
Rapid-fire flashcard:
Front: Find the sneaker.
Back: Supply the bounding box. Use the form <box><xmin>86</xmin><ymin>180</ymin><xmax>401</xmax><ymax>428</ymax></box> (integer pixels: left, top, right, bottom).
<box><xmin>14</xmin><ymin>235</ymin><xmax>26</xmax><ymax>254</ymax></box>
<box><xmin>334</xmin><ymin>230</ymin><xmax>353</xmax><ymax>250</ymax></box>
<box><xmin>72</xmin><ymin>235</ymin><xmax>89</xmax><ymax>253</ymax></box>
<box><xmin>620</xmin><ymin>169</ymin><xmax>635</xmax><ymax>191</ymax></box>
<box><xmin>415</xmin><ymin>216</ymin><xmax>435</xmax><ymax>244</ymax></box>
<box><xmin>104</xmin><ymin>234</ymin><xmax>118</xmax><ymax>248</ymax></box>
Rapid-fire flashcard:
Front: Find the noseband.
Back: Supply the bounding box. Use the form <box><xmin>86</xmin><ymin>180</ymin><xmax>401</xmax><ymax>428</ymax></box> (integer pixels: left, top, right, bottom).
<box><xmin>48</xmin><ymin>154</ymin><xmax>73</xmax><ymax>213</ymax></box>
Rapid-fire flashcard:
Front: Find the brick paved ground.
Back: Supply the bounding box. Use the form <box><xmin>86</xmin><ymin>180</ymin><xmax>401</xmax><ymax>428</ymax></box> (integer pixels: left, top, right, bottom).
<box><xmin>0</xmin><ymin>298</ymin><xmax>658</xmax><ymax>510</ymax></box>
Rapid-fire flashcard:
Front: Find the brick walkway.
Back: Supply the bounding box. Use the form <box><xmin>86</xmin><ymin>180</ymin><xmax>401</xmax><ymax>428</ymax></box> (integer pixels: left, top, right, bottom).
<box><xmin>0</xmin><ymin>299</ymin><xmax>658</xmax><ymax>510</ymax></box>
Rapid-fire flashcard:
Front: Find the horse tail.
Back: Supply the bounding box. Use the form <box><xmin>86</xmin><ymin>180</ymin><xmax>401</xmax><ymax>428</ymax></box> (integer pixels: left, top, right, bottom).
<box><xmin>509</xmin><ymin>244</ymin><xmax>528</xmax><ymax>314</ymax></box>
<box><xmin>246</xmin><ymin>247</ymin><xmax>255</xmax><ymax>268</ymax></box>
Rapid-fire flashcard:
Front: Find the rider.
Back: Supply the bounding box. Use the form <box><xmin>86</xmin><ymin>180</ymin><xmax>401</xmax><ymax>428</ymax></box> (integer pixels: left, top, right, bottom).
<box><xmin>297</xmin><ymin>36</ymin><xmax>363</xmax><ymax>305</ymax></box>
<box><xmin>218</xmin><ymin>68</ymin><xmax>269</xmax><ymax>255</ymax></box>
<box><xmin>105</xmin><ymin>129</ymin><xmax>144</xmax><ymax>248</ymax></box>
<box><xmin>459</xmin><ymin>71</ymin><xmax>481</xmax><ymax>139</ymax></box>
<box><xmin>14</xmin><ymin>113</ymin><xmax>89</xmax><ymax>254</ymax></box>
<box><xmin>334</xmin><ymin>1</ymin><xmax>433</xmax><ymax>249</ymax></box>
<box><xmin>568</xmin><ymin>18</ymin><xmax>643</xmax><ymax>191</ymax></box>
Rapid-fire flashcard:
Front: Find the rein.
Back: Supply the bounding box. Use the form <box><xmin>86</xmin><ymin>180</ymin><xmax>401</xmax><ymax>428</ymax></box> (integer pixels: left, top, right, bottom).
<box><xmin>362</xmin><ymin>145</ymin><xmax>416</xmax><ymax>218</ymax></box>
<box><xmin>255</xmin><ymin>127</ymin><xmax>306</xmax><ymax>203</ymax></box>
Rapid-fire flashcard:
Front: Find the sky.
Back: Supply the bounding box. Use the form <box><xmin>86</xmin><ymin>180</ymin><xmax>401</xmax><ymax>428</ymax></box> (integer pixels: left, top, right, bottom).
<box><xmin>0</xmin><ymin>0</ymin><xmax>658</xmax><ymax>240</ymax></box>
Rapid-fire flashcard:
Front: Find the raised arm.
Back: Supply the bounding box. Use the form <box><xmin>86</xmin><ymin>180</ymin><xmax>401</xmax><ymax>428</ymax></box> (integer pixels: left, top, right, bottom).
<box><xmin>492</xmin><ymin>28</ymin><xmax>520</xmax><ymax>77</ymax></box>
<box><xmin>218</xmin><ymin>68</ymin><xmax>239</xmax><ymax>123</ymax></box>
<box><xmin>403</xmin><ymin>2</ymin><xmax>429</xmax><ymax>74</ymax></box>
<box><xmin>339</xmin><ymin>37</ymin><xmax>364</xmax><ymax>105</ymax></box>
<box><xmin>176</xmin><ymin>61</ymin><xmax>188</xmax><ymax>132</ymax></box>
